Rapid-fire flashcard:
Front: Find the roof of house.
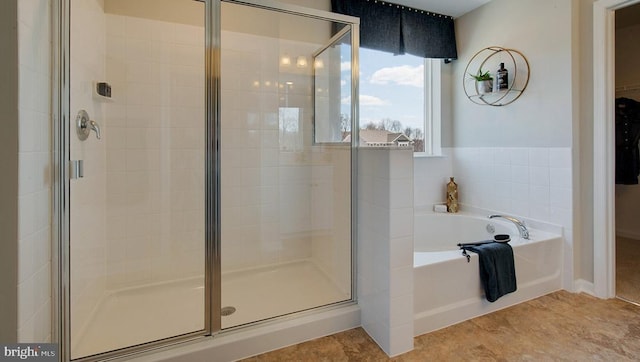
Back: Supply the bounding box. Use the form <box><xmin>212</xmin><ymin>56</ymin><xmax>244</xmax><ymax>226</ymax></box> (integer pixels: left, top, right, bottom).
<box><xmin>358</xmin><ymin>130</ymin><xmax>413</xmax><ymax>144</ymax></box>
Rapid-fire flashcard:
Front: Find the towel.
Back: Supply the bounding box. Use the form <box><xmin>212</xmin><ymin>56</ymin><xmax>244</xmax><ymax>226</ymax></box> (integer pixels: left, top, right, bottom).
<box><xmin>461</xmin><ymin>242</ymin><xmax>517</xmax><ymax>302</ymax></box>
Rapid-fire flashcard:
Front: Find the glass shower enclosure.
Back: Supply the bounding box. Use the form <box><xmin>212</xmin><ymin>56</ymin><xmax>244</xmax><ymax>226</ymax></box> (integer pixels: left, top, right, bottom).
<box><xmin>59</xmin><ymin>0</ymin><xmax>358</xmax><ymax>360</ymax></box>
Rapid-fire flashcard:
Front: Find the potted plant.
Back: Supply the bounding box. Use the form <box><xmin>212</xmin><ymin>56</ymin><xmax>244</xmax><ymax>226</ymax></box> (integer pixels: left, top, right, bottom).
<box><xmin>470</xmin><ymin>69</ymin><xmax>493</xmax><ymax>95</ymax></box>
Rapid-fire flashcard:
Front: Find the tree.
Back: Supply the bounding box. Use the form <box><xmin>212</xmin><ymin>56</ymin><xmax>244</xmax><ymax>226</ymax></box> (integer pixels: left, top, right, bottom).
<box><xmin>380</xmin><ymin>118</ymin><xmax>402</xmax><ymax>133</ymax></box>
<box><xmin>363</xmin><ymin>121</ymin><xmax>379</xmax><ymax>130</ymax></box>
<box><xmin>340</xmin><ymin>113</ymin><xmax>351</xmax><ymax>132</ymax></box>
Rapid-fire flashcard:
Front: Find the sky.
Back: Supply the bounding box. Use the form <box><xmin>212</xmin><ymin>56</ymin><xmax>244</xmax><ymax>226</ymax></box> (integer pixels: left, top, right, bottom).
<box><xmin>341</xmin><ymin>46</ymin><xmax>425</xmax><ymax>131</ymax></box>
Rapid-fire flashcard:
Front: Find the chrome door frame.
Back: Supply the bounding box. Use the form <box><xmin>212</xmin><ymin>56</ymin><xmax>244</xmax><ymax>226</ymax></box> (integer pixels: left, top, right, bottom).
<box><xmin>54</xmin><ymin>1</ymin><xmax>218</xmax><ymax>360</ymax></box>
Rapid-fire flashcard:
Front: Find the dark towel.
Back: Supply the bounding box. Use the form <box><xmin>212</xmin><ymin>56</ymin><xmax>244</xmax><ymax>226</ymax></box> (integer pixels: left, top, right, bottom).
<box><xmin>462</xmin><ymin>242</ymin><xmax>517</xmax><ymax>302</ymax></box>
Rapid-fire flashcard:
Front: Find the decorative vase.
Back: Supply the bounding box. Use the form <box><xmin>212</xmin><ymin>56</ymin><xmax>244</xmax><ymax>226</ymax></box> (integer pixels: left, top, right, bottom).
<box><xmin>477</xmin><ymin>80</ymin><xmax>492</xmax><ymax>95</ymax></box>
<box><xmin>446</xmin><ymin>177</ymin><xmax>459</xmax><ymax>213</ymax></box>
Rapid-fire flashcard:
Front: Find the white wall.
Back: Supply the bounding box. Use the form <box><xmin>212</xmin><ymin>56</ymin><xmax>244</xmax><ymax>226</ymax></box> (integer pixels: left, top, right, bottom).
<box><xmin>576</xmin><ymin>0</ymin><xmax>595</xmax><ymax>288</ymax></box>
<box><xmin>451</xmin><ymin>0</ymin><xmax>574</xmax><ymax>148</ymax></box>
<box><xmin>17</xmin><ymin>0</ymin><xmax>52</xmax><ymax>342</ymax></box>
<box><xmin>615</xmin><ymin>22</ymin><xmax>640</xmax><ymax>239</ymax></box>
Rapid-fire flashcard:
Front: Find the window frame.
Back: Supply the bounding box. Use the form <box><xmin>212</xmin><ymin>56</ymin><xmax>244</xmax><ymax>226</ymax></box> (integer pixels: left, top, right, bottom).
<box><xmin>414</xmin><ymin>58</ymin><xmax>442</xmax><ymax>158</ymax></box>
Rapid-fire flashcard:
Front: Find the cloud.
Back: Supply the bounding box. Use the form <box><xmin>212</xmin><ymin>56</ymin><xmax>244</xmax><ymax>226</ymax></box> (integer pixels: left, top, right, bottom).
<box><xmin>341</xmin><ymin>80</ymin><xmax>347</xmax><ymax>86</ymax></box>
<box><xmin>341</xmin><ymin>61</ymin><xmax>351</xmax><ymax>72</ymax></box>
<box><xmin>342</xmin><ymin>95</ymin><xmax>390</xmax><ymax>106</ymax></box>
<box><xmin>370</xmin><ymin>64</ymin><xmax>424</xmax><ymax>88</ymax></box>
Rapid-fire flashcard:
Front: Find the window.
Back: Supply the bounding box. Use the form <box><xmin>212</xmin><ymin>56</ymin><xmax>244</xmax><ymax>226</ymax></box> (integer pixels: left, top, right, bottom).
<box><xmin>355</xmin><ymin>48</ymin><xmax>442</xmax><ymax>156</ymax></box>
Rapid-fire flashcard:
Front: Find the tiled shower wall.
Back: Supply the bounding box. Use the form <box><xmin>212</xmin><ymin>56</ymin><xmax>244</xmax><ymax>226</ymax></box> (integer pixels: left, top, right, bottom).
<box><xmin>104</xmin><ymin>14</ymin><xmax>205</xmax><ymax>289</ymax></box>
<box><xmin>220</xmin><ymin>30</ymin><xmax>351</xmax><ymax>283</ymax></box>
<box><xmin>17</xmin><ymin>0</ymin><xmax>52</xmax><ymax>342</ymax></box>
<box><xmin>100</xmin><ymin>14</ymin><xmax>350</xmax><ymax>286</ymax></box>
<box><xmin>69</xmin><ymin>0</ymin><xmax>108</xmax><ymax>341</ymax></box>
<box><xmin>220</xmin><ymin>31</ymin><xmax>315</xmax><ymax>270</ymax></box>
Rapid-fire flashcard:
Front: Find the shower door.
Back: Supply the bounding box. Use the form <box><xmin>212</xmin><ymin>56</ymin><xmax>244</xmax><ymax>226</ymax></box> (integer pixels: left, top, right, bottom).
<box><xmin>218</xmin><ymin>2</ymin><xmax>356</xmax><ymax>328</ymax></box>
<box><xmin>62</xmin><ymin>0</ymin><xmax>357</xmax><ymax>359</ymax></box>
<box><xmin>67</xmin><ymin>0</ymin><xmax>208</xmax><ymax>358</ymax></box>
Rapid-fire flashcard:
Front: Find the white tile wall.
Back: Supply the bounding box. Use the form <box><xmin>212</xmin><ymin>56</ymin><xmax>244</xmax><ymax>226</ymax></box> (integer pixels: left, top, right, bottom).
<box><xmin>413</xmin><ymin>151</ymin><xmax>453</xmax><ymax>210</ymax></box>
<box><xmin>311</xmin><ymin>147</ymin><xmax>352</xmax><ymax>295</ymax></box>
<box><xmin>17</xmin><ymin>0</ymin><xmax>51</xmax><ymax>343</ymax></box>
<box><xmin>450</xmin><ymin>147</ymin><xmax>573</xmax><ymax>226</ymax></box>
<box><xmin>220</xmin><ymin>30</ymin><xmax>350</xmax><ymax>276</ymax></box>
<box><xmin>69</xmin><ymin>0</ymin><xmax>108</xmax><ymax>346</ymax></box>
<box><xmin>358</xmin><ymin>149</ymin><xmax>414</xmax><ymax>357</ymax></box>
<box><xmin>104</xmin><ymin>14</ymin><xmax>206</xmax><ymax>289</ymax></box>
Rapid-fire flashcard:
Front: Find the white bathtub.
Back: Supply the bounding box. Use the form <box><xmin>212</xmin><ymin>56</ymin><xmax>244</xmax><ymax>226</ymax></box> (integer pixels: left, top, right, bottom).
<box><xmin>413</xmin><ymin>212</ymin><xmax>563</xmax><ymax>337</ymax></box>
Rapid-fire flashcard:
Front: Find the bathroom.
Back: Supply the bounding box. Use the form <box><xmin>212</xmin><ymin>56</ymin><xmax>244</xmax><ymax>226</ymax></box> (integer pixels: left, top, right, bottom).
<box><xmin>0</xmin><ymin>0</ymin><xmax>624</xmax><ymax>360</ymax></box>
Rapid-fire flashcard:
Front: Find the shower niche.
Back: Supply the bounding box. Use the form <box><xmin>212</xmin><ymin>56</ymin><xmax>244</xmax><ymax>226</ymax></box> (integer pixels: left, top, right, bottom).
<box><xmin>62</xmin><ymin>0</ymin><xmax>358</xmax><ymax>360</ymax></box>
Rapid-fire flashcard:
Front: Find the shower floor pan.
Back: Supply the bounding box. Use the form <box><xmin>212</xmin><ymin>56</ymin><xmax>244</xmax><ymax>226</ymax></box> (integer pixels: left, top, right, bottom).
<box><xmin>73</xmin><ymin>260</ymin><xmax>348</xmax><ymax>358</ymax></box>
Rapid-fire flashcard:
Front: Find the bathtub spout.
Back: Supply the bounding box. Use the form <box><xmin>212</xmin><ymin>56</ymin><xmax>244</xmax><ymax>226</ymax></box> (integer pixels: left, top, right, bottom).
<box><xmin>489</xmin><ymin>215</ymin><xmax>530</xmax><ymax>239</ymax></box>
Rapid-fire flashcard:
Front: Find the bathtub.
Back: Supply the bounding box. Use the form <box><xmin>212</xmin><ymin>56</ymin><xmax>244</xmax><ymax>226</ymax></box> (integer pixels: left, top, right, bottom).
<box><xmin>413</xmin><ymin>212</ymin><xmax>563</xmax><ymax>337</ymax></box>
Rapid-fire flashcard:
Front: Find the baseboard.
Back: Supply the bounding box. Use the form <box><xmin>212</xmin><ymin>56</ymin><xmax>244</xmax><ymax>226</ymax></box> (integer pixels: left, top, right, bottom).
<box><xmin>573</xmin><ymin>279</ymin><xmax>596</xmax><ymax>296</ymax></box>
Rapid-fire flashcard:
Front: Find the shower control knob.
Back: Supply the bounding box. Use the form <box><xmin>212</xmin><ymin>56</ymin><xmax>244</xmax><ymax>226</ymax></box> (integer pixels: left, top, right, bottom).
<box><xmin>76</xmin><ymin>109</ymin><xmax>101</xmax><ymax>140</ymax></box>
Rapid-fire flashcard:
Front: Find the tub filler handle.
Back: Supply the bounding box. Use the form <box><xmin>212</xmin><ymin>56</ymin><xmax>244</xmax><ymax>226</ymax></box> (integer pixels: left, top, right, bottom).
<box><xmin>489</xmin><ymin>214</ymin><xmax>530</xmax><ymax>239</ymax></box>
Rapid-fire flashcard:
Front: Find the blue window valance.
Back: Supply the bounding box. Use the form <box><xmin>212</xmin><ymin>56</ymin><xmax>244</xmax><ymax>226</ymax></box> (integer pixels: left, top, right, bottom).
<box><xmin>331</xmin><ymin>0</ymin><xmax>458</xmax><ymax>60</ymax></box>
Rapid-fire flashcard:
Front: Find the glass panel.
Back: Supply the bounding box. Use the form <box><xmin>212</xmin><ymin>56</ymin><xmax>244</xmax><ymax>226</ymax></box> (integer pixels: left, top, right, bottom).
<box><xmin>69</xmin><ymin>0</ymin><xmax>206</xmax><ymax>358</ymax></box>
<box><xmin>314</xmin><ymin>33</ymin><xmax>352</xmax><ymax>144</ymax></box>
<box><xmin>220</xmin><ymin>3</ymin><xmax>353</xmax><ymax>328</ymax></box>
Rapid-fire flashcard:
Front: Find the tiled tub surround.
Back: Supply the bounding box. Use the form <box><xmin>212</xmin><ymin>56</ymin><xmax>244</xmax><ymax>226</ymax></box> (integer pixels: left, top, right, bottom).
<box><xmin>414</xmin><ymin>147</ymin><xmax>574</xmax><ymax>288</ymax></box>
<box><xmin>413</xmin><ymin>211</ymin><xmax>563</xmax><ymax>336</ymax></box>
<box><xmin>414</xmin><ymin>147</ymin><xmax>572</xmax><ymax>224</ymax></box>
<box><xmin>450</xmin><ymin>147</ymin><xmax>572</xmax><ymax>226</ymax></box>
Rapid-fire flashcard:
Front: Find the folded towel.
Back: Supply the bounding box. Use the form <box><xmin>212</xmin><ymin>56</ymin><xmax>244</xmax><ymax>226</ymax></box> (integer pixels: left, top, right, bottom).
<box><xmin>461</xmin><ymin>242</ymin><xmax>517</xmax><ymax>302</ymax></box>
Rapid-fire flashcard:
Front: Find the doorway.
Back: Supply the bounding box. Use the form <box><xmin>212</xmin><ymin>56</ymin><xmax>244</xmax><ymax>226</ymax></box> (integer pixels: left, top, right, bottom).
<box><xmin>614</xmin><ymin>3</ymin><xmax>640</xmax><ymax>304</ymax></box>
<box><xmin>593</xmin><ymin>0</ymin><xmax>640</xmax><ymax>299</ymax></box>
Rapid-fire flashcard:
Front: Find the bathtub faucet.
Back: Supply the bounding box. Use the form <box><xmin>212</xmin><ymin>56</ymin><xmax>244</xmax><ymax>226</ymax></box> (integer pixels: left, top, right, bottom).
<box><xmin>489</xmin><ymin>215</ymin><xmax>530</xmax><ymax>239</ymax></box>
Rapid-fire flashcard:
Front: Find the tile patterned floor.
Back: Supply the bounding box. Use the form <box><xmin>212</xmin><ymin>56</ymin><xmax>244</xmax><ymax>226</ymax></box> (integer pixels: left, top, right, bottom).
<box><xmin>242</xmin><ymin>291</ymin><xmax>640</xmax><ymax>361</ymax></box>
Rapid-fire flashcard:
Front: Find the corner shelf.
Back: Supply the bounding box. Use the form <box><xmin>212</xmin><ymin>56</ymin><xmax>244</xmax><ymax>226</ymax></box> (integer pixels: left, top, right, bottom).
<box><xmin>463</xmin><ymin>47</ymin><xmax>530</xmax><ymax>106</ymax></box>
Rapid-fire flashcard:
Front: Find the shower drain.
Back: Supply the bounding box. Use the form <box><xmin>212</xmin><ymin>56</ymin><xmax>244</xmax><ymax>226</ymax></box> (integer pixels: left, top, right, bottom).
<box><xmin>221</xmin><ymin>306</ymin><xmax>236</xmax><ymax>316</ymax></box>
